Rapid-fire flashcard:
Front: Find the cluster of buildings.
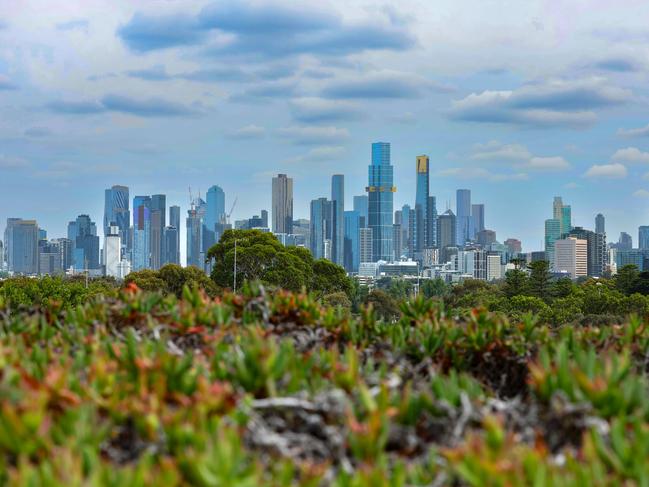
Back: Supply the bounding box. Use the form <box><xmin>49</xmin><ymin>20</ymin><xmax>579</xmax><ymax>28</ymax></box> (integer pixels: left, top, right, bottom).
<box><xmin>0</xmin><ymin>141</ymin><xmax>643</xmax><ymax>285</ymax></box>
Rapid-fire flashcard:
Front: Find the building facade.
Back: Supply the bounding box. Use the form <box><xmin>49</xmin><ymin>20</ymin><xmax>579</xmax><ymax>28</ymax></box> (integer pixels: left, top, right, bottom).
<box><xmin>367</xmin><ymin>142</ymin><xmax>395</xmax><ymax>262</ymax></box>
<box><xmin>272</xmin><ymin>174</ymin><xmax>293</xmax><ymax>234</ymax></box>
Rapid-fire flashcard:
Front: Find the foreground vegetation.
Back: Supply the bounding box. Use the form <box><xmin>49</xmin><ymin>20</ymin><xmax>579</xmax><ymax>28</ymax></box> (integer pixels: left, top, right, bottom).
<box><xmin>0</xmin><ymin>281</ymin><xmax>648</xmax><ymax>485</ymax></box>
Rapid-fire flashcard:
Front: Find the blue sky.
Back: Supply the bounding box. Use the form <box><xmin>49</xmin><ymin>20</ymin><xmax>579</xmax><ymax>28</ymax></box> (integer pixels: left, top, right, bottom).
<box><xmin>2</xmin><ymin>0</ymin><xmax>649</xmax><ymax>261</ymax></box>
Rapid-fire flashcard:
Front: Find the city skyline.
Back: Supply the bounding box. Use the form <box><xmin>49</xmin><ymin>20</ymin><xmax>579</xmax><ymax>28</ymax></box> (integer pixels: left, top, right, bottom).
<box><xmin>4</xmin><ymin>1</ymin><xmax>649</xmax><ymax>254</ymax></box>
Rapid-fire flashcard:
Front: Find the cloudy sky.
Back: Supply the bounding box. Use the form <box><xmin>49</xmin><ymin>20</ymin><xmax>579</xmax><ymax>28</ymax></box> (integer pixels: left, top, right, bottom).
<box><xmin>2</xmin><ymin>0</ymin><xmax>649</xmax><ymax>259</ymax></box>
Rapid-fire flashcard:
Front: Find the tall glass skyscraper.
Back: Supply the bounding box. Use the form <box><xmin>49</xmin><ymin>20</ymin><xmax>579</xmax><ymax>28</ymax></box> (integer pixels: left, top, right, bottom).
<box><xmin>132</xmin><ymin>196</ymin><xmax>151</xmax><ymax>271</ymax></box>
<box><xmin>205</xmin><ymin>185</ymin><xmax>226</xmax><ymax>249</ymax></box>
<box><xmin>545</xmin><ymin>218</ymin><xmax>561</xmax><ymax>267</ymax></box>
<box><xmin>331</xmin><ymin>175</ymin><xmax>344</xmax><ymax>266</ymax></box>
<box><xmin>344</xmin><ymin>210</ymin><xmax>360</xmax><ymax>272</ymax></box>
<box><xmin>414</xmin><ymin>155</ymin><xmax>429</xmax><ymax>255</ymax></box>
<box><xmin>272</xmin><ymin>174</ymin><xmax>293</xmax><ymax>234</ymax></box>
<box><xmin>68</xmin><ymin>214</ymin><xmax>99</xmax><ymax>270</ymax></box>
<box><xmin>367</xmin><ymin>142</ymin><xmax>395</xmax><ymax>262</ymax></box>
<box><xmin>353</xmin><ymin>195</ymin><xmax>369</xmax><ymax>227</ymax></box>
<box><xmin>428</xmin><ymin>196</ymin><xmax>438</xmax><ymax>248</ymax></box>
<box><xmin>553</xmin><ymin>196</ymin><xmax>572</xmax><ymax>236</ymax></box>
<box><xmin>639</xmin><ymin>226</ymin><xmax>649</xmax><ymax>250</ymax></box>
<box><xmin>472</xmin><ymin>204</ymin><xmax>485</xmax><ymax>233</ymax></box>
<box><xmin>595</xmin><ymin>213</ymin><xmax>605</xmax><ymax>235</ymax></box>
<box><xmin>456</xmin><ymin>189</ymin><xmax>472</xmax><ymax>247</ymax></box>
<box><xmin>150</xmin><ymin>194</ymin><xmax>166</xmax><ymax>270</ymax></box>
<box><xmin>4</xmin><ymin>218</ymin><xmax>39</xmax><ymax>275</ymax></box>
<box><xmin>104</xmin><ymin>185</ymin><xmax>130</xmax><ymax>252</ymax></box>
<box><xmin>310</xmin><ymin>197</ymin><xmax>330</xmax><ymax>260</ymax></box>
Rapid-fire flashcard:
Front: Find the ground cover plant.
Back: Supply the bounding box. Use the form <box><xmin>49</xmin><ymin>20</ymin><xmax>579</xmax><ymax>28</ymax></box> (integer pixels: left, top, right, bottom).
<box><xmin>0</xmin><ymin>282</ymin><xmax>648</xmax><ymax>486</ymax></box>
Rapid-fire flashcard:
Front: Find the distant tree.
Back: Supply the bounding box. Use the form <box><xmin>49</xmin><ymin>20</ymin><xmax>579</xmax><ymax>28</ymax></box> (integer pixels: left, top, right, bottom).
<box><xmin>552</xmin><ymin>277</ymin><xmax>574</xmax><ymax>299</ymax></box>
<box><xmin>527</xmin><ymin>261</ymin><xmax>552</xmax><ymax>302</ymax></box>
<box><xmin>420</xmin><ymin>278</ymin><xmax>449</xmax><ymax>299</ymax></box>
<box><xmin>615</xmin><ymin>264</ymin><xmax>640</xmax><ymax>296</ymax></box>
<box><xmin>365</xmin><ymin>289</ymin><xmax>400</xmax><ymax>322</ymax></box>
<box><xmin>311</xmin><ymin>259</ymin><xmax>353</xmax><ymax>297</ymax></box>
<box><xmin>123</xmin><ymin>269</ymin><xmax>167</xmax><ymax>293</ymax></box>
<box><xmin>321</xmin><ymin>291</ymin><xmax>352</xmax><ymax>310</ymax></box>
<box><xmin>502</xmin><ymin>268</ymin><xmax>528</xmax><ymax>298</ymax></box>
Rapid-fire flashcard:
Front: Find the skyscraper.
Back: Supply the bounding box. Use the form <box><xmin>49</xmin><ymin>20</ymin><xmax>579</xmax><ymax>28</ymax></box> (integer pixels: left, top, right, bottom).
<box><xmin>553</xmin><ymin>197</ymin><xmax>571</xmax><ymax>236</ymax></box>
<box><xmin>437</xmin><ymin>210</ymin><xmax>457</xmax><ymax>251</ymax></box>
<box><xmin>186</xmin><ymin>204</ymin><xmax>202</xmax><ymax>268</ymax></box>
<box><xmin>554</xmin><ymin>237</ymin><xmax>587</xmax><ymax>279</ymax></box>
<box><xmin>353</xmin><ymin>195</ymin><xmax>368</xmax><ymax>227</ymax></box>
<box><xmin>414</xmin><ymin>155</ymin><xmax>429</xmax><ymax>256</ymax></box>
<box><xmin>619</xmin><ymin>232</ymin><xmax>633</xmax><ymax>251</ymax></box>
<box><xmin>567</xmin><ymin>226</ymin><xmax>606</xmax><ymax>277</ymax></box>
<box><xmin>359</xmin><ymin>227</ymin><xmax>373</xmax><ymax>264</ymax></box>
<box><xmin>205</xmin><ymin>185</ymin><xmax>226</xmax><ymax>249</ymax></box>
<box><xmin>150</xmin><ymin>194</ymin><xmax>166</xmax><ymax>270</ymax></box>
<box><xmin>456</xmin><ymin>189</ymin><xmax>472</xmax><ymax>246</ymax></box>
<box><xmin>68</xmin><ymin>214</ymin><xmax>100</xmax><ymax>270</ymax></box>
<box><xmin>545</xmin><ymin>218</ymin><xmax>561</xmax><ymax>267</ymax></box>
<box><xmin>472</xmin><ymin>204</ymin><xmax>485</xmax><ymax>234</ymax></box>
<box><xmin>310</xmin><ymin>197</ymin><xmax>330</xmax><ymax>260</ymax></box>
<box><xmin>331</xmin><ymin>174</ymin><xmax>344</xmax><ymax>266</ymax></box>
<box><xmin>169</xmin><ymin>205</ymin><xmax>181</xmax><ymax>265</ymax></box>
<box><xmin>595</xmin><ymin>213</ymin><xmax>605</xmax><ymax>235</ymax></box>
<box><xmin>163</xmin><ymin>226</ymin><xmax>179</xmax><ymax>265</ymax></box>
<box><xmin>104</xmin><ymin>225</ymin><xmax>121</xmax><ymax>278</ymax></box>
<box><xmin>103</xmin><ymin>185</ymin><xmax>130</xmax><ymax>252</ymax></box>
<box><xmin>272</xmin><ymin>174</ymin><xmax>293</xmax><ymax>234</ymax></box>
<box><xmin>639</xmin><ymin>226</ymin><xmax>649</xmax><ymax>250</ymax></box>
<box><xmin>367</xmin><ymin>142</ymin><xmax>395</xmax><ymax>262</ymax></box>
<box><xmin>4</xmin><ymin>218</ymin><xmax>39</xmax><ymax>275</ymax></box>
<box><xmin>132</xmin><ymin>196</ymin><xmax>151</xmax><ymax>271</ymax></box>
<box><xmin>344</xmin><ymin>210</ymin><xmax>360</xmax><ymax>272</ymax></box>
<box><xmin>428</xmin><ymin>196</ymin><xmax>438</xmax><ymax>248</ymax></box>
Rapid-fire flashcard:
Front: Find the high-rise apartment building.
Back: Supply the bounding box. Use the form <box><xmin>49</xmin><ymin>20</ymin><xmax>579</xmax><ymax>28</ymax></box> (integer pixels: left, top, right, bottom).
<box><xmin>163</xmin><ymin>226</ymin><xmax>179</xmax><ymax>265</ymax></box>
<box><xmin>310</xmin><ymin>197</ymin><xmax>331</xmax><ymax>260</ymax></box>
<box><xmin>618</xmin><ymin>232</ymin><xmax>633</xmax><ymax>251</ymax></box>
<box><xmin>367</xmin><ymin>142</ymin><xmax>395</xmax><ymax>262</ymax></box>
<box><xmin>554</xmin><ymin>237</ymin><xmax>587</xmax><ymax>279</ymax></box>
<box><xmin>359</xmin><ymin>227</ymin><xmax>373</xmax><ymax>264</ymax></box>
<box><xmin>331</xmin><ymin>174</ymin><xmax>344</xmax><ymax>266</ymax></box>
<box><xmin>567</xmin><ymin>226</ymin><xmax>606</xmax><ymax>277</ymax></box>
<box><xmin>272</xmin><ymin>174</ymin><xmax>293</xmax><ymax>234</ymax></box>
<box><xmin>39</xmin><ymin>240</ymin><xmax>64</xmax><ymax>276</ymax></box>
<box><xmin>104</xmin><ymin>185</ymin><xmax>130</xmax><ymax>251</ymax></box>
<box><xmin>414</xmin><ymin>155</ymin><xmax>429</xmax><ymax>255</ymax></box>
<box><xmin>437</xmin><ymin>209</ymin><xmax>457</xmax><ymax>262</ymax></box>
<box><xmin>4</xmin><ymin>218</ymin><xmax>39</xmax><ymax>275</ymax></box>
<box><xmin>132</xmin><ymin>196</ymin><xmax>151</xmax><ymax>271</ymax></box>
<box><xmin>186</xmin><ymin>204</ymin><xmax>202</xmax><ymax>268</ymax></box>
<box><xmin>104</xmin><ymin>225</ymin><xmax>121</xmax><ymax>278</ymax></box>
<box><xmin>595</xmin><ymin>213</ymin><xmax>605</xmax><ymax>235</ymax></box>
<box><xmin>428</xmin><ymin>196</ymin><xmax>438</xmax><ymax>248</ymax></box>
<box><xmin>456</xmin><ymin>189</ymin><xmax>472</xmax><ymax>246</ymax></box>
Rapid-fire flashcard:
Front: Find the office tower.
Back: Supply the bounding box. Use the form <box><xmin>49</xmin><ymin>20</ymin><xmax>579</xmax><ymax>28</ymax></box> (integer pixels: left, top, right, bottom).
<box><xmin>487</xmin><ymin>253</ymin><xmax>503</xmax><ymax>281</ymax></box>
<box><xmin>310</xmin><ymin>197</ymin><xmax>330</xmax><ymax>260</ymax></box>
<box><xmin>595</xmin><ymin>213</ymin><xmax>605</xmax><ymax>235</ymax></box>
<box><xmin>163</xmin><ymin>226</ymin><xmax>179</xmax><ymax>265</ymax></box>
<box><xmin>292</xmin><ymin>219</ymin><xmax>310</xmax><ymax>249</ymax></box>
<box><xmin>393</xmin><ymin>223</ymin><xmax>402</xmax><ymax>260</ymax></box>
<box><xmin>353</xmin><ymin>195</ymin><xmax>369</xmax><ymax>227</ymax></box>
<box><xmin>367</xmin><ymin>142</ymin><xmax>395</xmax><ymax>262</ymax></box>
<box><xmin>104</xmin><ymin>185</ymin><xmax>130</xmax><ymax>251</ymax></box>
<box><xmin>399</xmin><ymin>204</ymin><xmax>412</xmax><ymax>257</ymax></box>
<box><xmin>472</xmin><ymin>204</ymin><xmax>485</xmax><ymax>234</ymax></box>
<box><xmin>4</xmin><ymin>218</ymin><xmax>39</xmax><ymax>275</ymax></box>
<box><xmin>39</xmin><ymin>241</ymin><xmax>63</xmax><ymax>276</ymax></box>
<box><xmin>567</xmin><ymin>226</ymin><xmax>606</xmax><ymax>277</ymax></box>
<box><xmin>344</xmin><ymin>210</ymin><xmax>360</xmax><ymax>272</ymax></box>
<box><xmin>476</xmin><ymin>229</ymin><xmax>496</xmax><ymax>246</ymax></box>
<box><xmin>68</xmin><ymin>214</ymin><xmax>100</xmax><ymax>270</ymax></box>
<box><xmin>553</xmin><ymin>197</ymin><xmax>572</xmax><ymax>236</ymax></box>
<box><xmin>186</xmin><ymin>204</ymin><xmax>202</xmax><ymax>268</ymax></box>
<box><xmin>359</xmin><ymin>227</ymin><xmax>373</xmax><ymax>264</ymax></box>
<box><xmin>456</xmin><ymin>189</ymin><xmax>472</xmax><ymax>246</ymax></box>
<box><xmin>204</xmin><ymin>185</ymin><xmax>226</xmax><ymax>250</ymax></box>
<box><xmin>619</xmin><ymin>232</ymin><xmax>633</xmax><ymax>251</ymax></box>
<box><xmin>261</xmin><ymin>210</ymin><xmax>269</xmax><ymax>228</ymax></box>
<box><xmin>132</xmin><ymin>196</ymin><xmax>151</xmax><ymax>271</ymax></box>
<box><xmin>545</xmin><ymin>219</ymin><xmax>561</xmax><ymax>266</ymax></box>
<box><xmin>331</xmin><ymin>174</ymin><xmax>344</xmax><ymax>266</ymax></box>
<box><xmin>414</xmin><ymin>155</ymin><xmax>429</xmax><ymax>254</ymax></box>
<box><xmin>428</xmin><ymin>196</ymin><xmax>438</xmax><ymax>248</ymax></box>
<box><xmin>504</xmin><ymin>238</ymin><xmax>522</xmax><ymax>254</ymax></box>
<box><xmin>437</xmin><ymin>209</ymin><xmax>457</xmax><ymax>253</ymax></box>
<box><xmin>51</xmin><ymin>238</ymin><xmax>73</xmax><ymax>271</ymax></box>
<box><xmin>104</xmin><ymin>225</ymin><xmax>121</xmax><ymax>278</ymax></box>
<box><xmin>150</xmin><ymin>194</ymin><xmax>166</xmax><ymax>270</ymax></box>
<box><xmin>169</xmin><ymin>205</ymin><xmax>181</xmax><ymax>265</ymax></box>
<box><xmin>38</xmin><ymin>228</ymin><xmax>47</xmax><ymax>241</ymax></box>
<box><xmin>554</xmin><ymin>237</ymin><xmax>588</xmax><ymax>279</ymax></box>
<box><xmin>272</xmin><ymin>174</ymin><xmax>293</xmax><ymax>234</ymax></box>
<box><xmin>639</xmin><ymin>226</ymin><xmax>649</xmax><ymax>250</ymax></box>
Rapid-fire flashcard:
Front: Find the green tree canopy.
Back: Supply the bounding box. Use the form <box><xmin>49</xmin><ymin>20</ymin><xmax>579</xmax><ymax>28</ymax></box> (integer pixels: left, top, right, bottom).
<box><xmin>527</xmin><ymin>261</ymin><xmax>552</xmax><ymax>302</ymax></box>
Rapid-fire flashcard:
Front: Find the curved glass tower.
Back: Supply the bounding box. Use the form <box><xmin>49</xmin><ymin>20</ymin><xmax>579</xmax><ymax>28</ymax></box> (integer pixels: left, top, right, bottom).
<box><xmin>366</xmin><ymin>142</ymin><xmax>395</xmax><ymax>262</ymax></box>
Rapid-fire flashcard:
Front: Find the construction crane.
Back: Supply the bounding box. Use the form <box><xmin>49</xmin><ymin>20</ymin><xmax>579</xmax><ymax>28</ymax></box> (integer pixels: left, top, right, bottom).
<box><xmin>226</xmin><ymin>197</ymin><xmax>237</xmax><ymax>224</ymax></box>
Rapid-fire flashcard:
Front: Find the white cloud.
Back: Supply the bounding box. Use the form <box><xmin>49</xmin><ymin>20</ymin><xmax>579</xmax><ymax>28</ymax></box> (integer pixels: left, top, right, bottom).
<box><xmin>526</xmin><ymin>156</ymin><xmax>570</xmax><ymax>171</ymax></box>
<box><xmin>436</xmin><ymin>167</ymin><xmax>528</xmax><ymax>181</ymax></box>
<box><xmin>287</xmin><ymin>145</ymin><xmax>346</xmax><ymax>163</ymax></box>
<box><xmin>226</xmin><ymin>124</ymin><xmax>266</xmax><ymax>139</ymax></box>
<box><xmin>0</xmin><ymin>154</ymin><xmax>29</xmax><ymax>169</ymax></box>
<box><xmin>612</xmin><ymin>147</ymin><xmax>649</xmax><ymax>163</ymax></box>
<box><xmin>632</xmin><ymin>189</ymin><xmax>649</xmax><ymax>198</ymax></box>
<box><xmin>470</xmin><ymin>141</ymin><xmax>531</xmax><ymax>161</ymax></box>
<box><xmin>617</xmin><ymin>124</ymin><xmax>649</xmax><ymax>138</ymax></box>
<box><xmin>276</xmin><ymin>125</ymin><xmax>349</xmax><ymax>145</ymax></box>
<box><xmin>583</xmin><ymin>163</ymin><xmax>627</xmax><ymax>179</ymax></box>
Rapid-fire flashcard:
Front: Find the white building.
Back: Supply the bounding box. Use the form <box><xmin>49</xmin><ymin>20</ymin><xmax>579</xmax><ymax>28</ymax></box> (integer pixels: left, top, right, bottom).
<box><xmin>104</xmin><ymin>225</ymin><xmax>121</xmax><ymax>278</ymax></box>
<box><xmin>487</xmin><ymin>254</ymin><xmax>503</xmax><ymax>281</ymax></box>
<box><xmin>554</xmin><ymin>237</ymin><xmax>587</xmax><ymax>279</ymax></box>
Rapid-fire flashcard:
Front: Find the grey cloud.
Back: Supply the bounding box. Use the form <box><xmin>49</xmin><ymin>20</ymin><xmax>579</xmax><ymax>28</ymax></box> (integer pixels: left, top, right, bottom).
<box><xmin>592</xmin><ymin>58</ymin><xmax>639</xmax><ymax>72</ymax></box>
<box><xmin>117</xmin><ymin>13</ymin><xmax>205</xmax><ymax>52</ymax></box>
<box><xmin>47</xmin><ymin>95</ymin><xmax>200</xmax><ymax>117</ymax></box>
<box><xmin>618</xmin><ymin>123</ymin><xmax>649</xmax><ymax>137</ymax></box>
<box><xmin>449</xmin><ymin>78</ymin><xmax>629</xmax><ymax>128</ymax></box>
<box><xmin>47</xmin><ymin>99</ymin><xmax>106</xmax><ymax>114</ymax></box>
<box><xmin>230</xmin><ymin>80</ymin><xmax>298</xmax><ymax>103</ymax></box>
<box><xmin>125</xmin><ymin>65</ymin><xmax>171</xmax><ymax>81</ymax></box>
<box><xmin>56</xmin><ymin>19</ymin><xmax>89</xmax><ymax>31</ymax></box>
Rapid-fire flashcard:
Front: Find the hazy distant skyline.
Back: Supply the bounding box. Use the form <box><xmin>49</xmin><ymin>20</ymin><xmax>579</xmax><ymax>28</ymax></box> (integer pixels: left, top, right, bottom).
<box><xmin>2</xmin><ymin>0</ymin><xmax>649</xmax><ymax>259</ymax></box>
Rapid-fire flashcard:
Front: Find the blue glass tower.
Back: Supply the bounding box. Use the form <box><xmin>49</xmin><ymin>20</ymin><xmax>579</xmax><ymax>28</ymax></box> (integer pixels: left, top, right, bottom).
<box><xmin>205</xmin><ymin>185</ymin><xmax>226</xmax><ymax>249</ymax></box>
<box><xmin>414</xmin><ymin>155</ymin><xmax>429</xmax><ymax>254</ymax></box>
<box><xmin>133</xmin><ymin>196</ymin><xmax>151</xmax><ymax>271</ymax></box>
<box><xmin>104</xmin><ymin>185</ymin><xmax>130</xmax><ymax>251</ymax></box>
<box><xmin>331</xmin><ymin>175</ymin><xmax>344</xmax><ymax>266</ymax></box>
<box><xmin>367</xmin><ymin>142</ymin><xmax>395</xmax><ymax>262</ymax></box>
<box><xmin>344</xmin><ymin>210</ymin><xmax>360</xmax><ymax>272</ymax></box>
